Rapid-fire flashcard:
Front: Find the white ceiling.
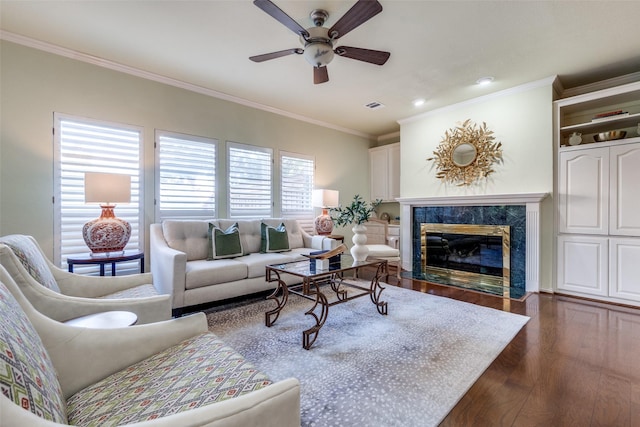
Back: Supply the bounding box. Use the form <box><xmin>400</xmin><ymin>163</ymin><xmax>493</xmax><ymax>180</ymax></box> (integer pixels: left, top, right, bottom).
<box><xmin>2</xmin><ymin>0</ymin><xmax>640</xmax><ymax>139</ymax></box>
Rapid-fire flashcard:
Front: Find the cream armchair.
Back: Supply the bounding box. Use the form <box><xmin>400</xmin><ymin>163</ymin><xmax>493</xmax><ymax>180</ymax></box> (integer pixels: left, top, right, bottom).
<box><xmin>363</xmin><ymin>219</ymin><xmax>402</xmax><ymax>279</ymax></box>
<box><xmin>0</xmin><ymin>234</ymin><xmax>171</xmax><ymax>324</ymax></box>
<box><xmin>0</xmin><ymin>265</ymin><xmax>301</xmax><ymax>427</ymax></box>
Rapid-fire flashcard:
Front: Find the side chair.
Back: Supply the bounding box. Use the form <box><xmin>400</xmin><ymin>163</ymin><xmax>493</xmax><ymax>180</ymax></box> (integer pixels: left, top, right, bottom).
<box><xmin>0</xmin><ymin>234</ymin><xmax>171</xmax><ymax>324</ymax></box>
<box><xmin>363</xmin><ymin>219</ymin><xmax>402</xmax><ymax>280</ymax></box>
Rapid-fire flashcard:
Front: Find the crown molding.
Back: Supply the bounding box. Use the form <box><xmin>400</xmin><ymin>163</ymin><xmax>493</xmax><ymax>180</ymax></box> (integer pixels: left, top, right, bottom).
<box><xmin>0</xmin><ymin>30</ymin><xmax>373</xmax><ymax>140</ymax></box>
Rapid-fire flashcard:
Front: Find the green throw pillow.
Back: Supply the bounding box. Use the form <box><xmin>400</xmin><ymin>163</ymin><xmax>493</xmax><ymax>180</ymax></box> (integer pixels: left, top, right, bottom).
<box><xmin>208</xmin><ymin>223</ymin><xmax>243</xmax><ymax>260</ymax></box>
<box><xmin>260</xmin><ymin>222</ymin><xmax>290</xmax><ymax>253</ymax></box>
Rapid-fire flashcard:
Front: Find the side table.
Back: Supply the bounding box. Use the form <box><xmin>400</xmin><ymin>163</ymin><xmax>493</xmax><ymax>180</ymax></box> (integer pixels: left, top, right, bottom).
<box><xmin>64</xmin><ymin>311</ymin><xmax>138</xmax><ymax>328</ymax></box>
<box><xmin>327</xmin><ymin>234</ymin><xmax>344</xmax><ymax>243</ymax></box>
<box><xmin>67</xmin><ymin>250</ymin><xmax>144</xmax><ymax>276</ymax></box>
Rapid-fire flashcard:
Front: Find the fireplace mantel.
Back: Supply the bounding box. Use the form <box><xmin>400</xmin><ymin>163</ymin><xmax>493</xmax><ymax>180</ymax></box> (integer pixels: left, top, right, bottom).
<box><xmin>397</xmin><ymin>192</ymin><xmax>548</xmax><ymax>207</ymax></box>
<box><xmin>398</xmin><ymin>193</ymin><xmax>549</xmax><ymax>294</ymax></box>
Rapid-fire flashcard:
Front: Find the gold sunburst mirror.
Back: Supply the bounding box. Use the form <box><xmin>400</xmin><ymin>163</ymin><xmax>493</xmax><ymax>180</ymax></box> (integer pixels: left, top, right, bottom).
<box><xmin>427</xmin><ymin>119</ymin><xmax>503</xmax><ymax>186</ymax></box>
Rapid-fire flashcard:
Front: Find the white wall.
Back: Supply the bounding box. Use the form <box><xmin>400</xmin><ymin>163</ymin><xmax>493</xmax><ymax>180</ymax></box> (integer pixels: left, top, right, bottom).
<box><xmin>0</xmin><ymin>41</ymin><xmax>372</xmax><ymax>260</ymax></box>
<box><xmin>398</xmin><ymin>80</ymin><xmax>556</xmax><ymax>290</ymax></box>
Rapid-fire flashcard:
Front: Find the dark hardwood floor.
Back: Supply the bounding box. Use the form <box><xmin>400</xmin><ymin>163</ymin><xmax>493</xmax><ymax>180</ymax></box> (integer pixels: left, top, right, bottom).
<box><xmin>384</xmin><ymin>275</ymin><xmax>640</xmax><ymax>427</ymax></box>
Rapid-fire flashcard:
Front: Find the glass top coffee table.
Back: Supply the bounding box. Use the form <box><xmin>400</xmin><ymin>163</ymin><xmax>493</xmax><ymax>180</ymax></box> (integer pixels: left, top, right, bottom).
<box><xmin>265</xmin><ymin>255</ymin><xmax>389</xmax><ymax>350</ymax></box>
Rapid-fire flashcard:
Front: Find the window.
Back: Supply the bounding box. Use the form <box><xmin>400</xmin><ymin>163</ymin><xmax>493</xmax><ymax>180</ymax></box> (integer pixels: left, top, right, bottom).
<box><xmin>53</xmin><ymin>114</ymin><xmax>142</xmax><ymax>272</ymax></box>
<box><xmin>280</xmin><ymin>151</ymin><xmax>314</xmax><ymax>219</ymax></box>
<box><xmin>155</xmin><ymin>131</ymin><xmax>217</xmax><ymax>220</ymax></box>
<box><xmin>227</xmin><ymin>142</ymin><xmax>273</xmax><ymax>218</ymax></box>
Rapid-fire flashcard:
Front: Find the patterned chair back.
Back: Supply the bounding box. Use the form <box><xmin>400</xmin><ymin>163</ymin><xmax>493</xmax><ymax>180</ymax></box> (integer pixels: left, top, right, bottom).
<box><xmin>0</xmin><ymin>276</ymin><xmax>67</xmax><ymax>423</ymax></box>
<box><xmin>0</xmin><ymin>235</ymin><xmax>61</xmax><ymax>293</ymax></box>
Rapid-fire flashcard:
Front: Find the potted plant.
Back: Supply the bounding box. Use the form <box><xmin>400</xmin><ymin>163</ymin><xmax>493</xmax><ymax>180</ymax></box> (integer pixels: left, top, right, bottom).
<box><xmin>330</xmin><ymin>194</ymin><xmax>381</xmax><ymax>261</ymax></box>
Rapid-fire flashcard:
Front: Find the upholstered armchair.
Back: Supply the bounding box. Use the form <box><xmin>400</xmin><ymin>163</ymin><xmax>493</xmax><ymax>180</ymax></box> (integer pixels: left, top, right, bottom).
<box><xmin>363</xmin><ymin>219</ymin><xmax>402</xmax><ymax>279</ymax></box>
<box><xmin>0</xmin><ymin>265</ymin><xmax>301</xmax><ymax>427</ymax></box>
<box><xmin>0</xmin><ymin>234</ymin><xmax>171</xmax><ymax>324</ymax></box>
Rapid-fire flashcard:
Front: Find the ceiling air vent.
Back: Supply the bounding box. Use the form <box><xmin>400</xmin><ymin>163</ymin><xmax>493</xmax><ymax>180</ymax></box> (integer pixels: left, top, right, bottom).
<box><xmin>364</xmin><ymin>101</ymin><xmax>385</xmax><ymax>110</ymax></box>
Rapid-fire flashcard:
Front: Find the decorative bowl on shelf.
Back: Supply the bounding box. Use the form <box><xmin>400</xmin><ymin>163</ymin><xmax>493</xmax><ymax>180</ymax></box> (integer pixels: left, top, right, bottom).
<box><xmin>593</xmin><ymin>130</ymin><xmax>627</xmax><ymax>142</ymax></box>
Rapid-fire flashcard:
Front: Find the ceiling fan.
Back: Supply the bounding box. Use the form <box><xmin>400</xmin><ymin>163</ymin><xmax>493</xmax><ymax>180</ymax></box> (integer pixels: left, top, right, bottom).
<box><xmin>249</xmin><ymin>0</ymin><xmax>390</xmax><ymax>84</ymax></box>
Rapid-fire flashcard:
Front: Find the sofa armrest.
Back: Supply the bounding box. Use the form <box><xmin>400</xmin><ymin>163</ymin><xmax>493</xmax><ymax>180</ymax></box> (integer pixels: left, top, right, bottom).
<box><xmin>150</xmin><ymin>223</ymin><xmax>187</xmax><ymax>309</ymax></box>
<box><xmin>52</xmin><ymin>268</ymin><xmax>154</xmax><ymax>298</ymax></box>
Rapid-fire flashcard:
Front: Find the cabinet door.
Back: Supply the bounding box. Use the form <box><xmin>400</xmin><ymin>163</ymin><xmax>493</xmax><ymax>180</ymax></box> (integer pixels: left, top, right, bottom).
<box><xmin>369</xmin><ymin>147</ymin><xmax>389</xmax><ymax>201</ymax></box>
<box><xmin>558</xmin><ymin>148</ymin><xmax>609</xmax><ymax>235</ymax></box>
<box><xmin>610</xmin><ymin>143</ymin><xmax>640</xmax><ymax>236</ymax></box>
<box><xmin>609</xmin><ymin>238</ymin><xmax>640</xmax><ymax>302</ymax></box>
<box><xmin>557</xmin><ymin>235</ymin><xmax>608</xmax><ymax>296</ymax></box>
<box><xmin>388</xmin><ymin>144</ymin><xmax>401</xmax><ymax>201</ymax></box>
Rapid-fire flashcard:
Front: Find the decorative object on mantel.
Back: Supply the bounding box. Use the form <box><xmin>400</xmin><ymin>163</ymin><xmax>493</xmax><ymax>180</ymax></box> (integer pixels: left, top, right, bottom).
<box><xmin>427</xmin><ymin>119</ymin><xmax>503</xmax><ymax>186</ymax></box>
<box><xmin>330</xmin><ymin>194</ymin><xmax>381</xmax><ymax>261</ymax></box>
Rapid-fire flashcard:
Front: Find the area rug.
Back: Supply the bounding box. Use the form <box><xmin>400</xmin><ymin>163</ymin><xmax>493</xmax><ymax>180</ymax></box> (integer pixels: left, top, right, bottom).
<box><xmin>205</xmin><ymin>283</ymin><xmax>529</xmax><ymax>427</ymax></box>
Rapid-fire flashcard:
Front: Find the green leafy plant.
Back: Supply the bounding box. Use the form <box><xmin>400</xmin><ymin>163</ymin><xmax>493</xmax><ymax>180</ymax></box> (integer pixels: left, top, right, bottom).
<box><xmin>330</xmin><ymin>194</ymin><xmax>382</xmax><ymax>227</ymax></box>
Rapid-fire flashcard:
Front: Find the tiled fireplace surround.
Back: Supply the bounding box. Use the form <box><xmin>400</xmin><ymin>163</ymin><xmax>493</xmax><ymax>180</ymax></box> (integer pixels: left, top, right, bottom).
<box><xmin>398</xmin><ymin>193</ymin><xmax>548</xmax><ymax>295</ymax></box>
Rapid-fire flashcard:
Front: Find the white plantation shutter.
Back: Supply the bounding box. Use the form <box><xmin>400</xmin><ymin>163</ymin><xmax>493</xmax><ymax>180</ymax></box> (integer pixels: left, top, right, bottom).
<box><xmin>53</xmin><ymin>114</ymin><xmax>142</xmax><ymax>273</ymax></box>
<box><xmin>156</xmin><ymin>131</ymin><xmax>217</xmax><ymax>220</ymax></box>
<box><xmin>281</xmin><ymin>151</ymin><xmax>314</xmax><ymax>219</ymax></box>
<box><xmin>227</xmin><ymin>142</ymin><xmax>273</xmax><ymax>218</ymax></box>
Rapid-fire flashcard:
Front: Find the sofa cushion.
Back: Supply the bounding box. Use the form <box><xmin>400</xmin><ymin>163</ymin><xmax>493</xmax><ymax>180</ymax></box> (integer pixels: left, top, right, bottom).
<box><xmin>260</xmin><ymin>223</ymin><xmax>290</xmax><ymax>253</ymax></box>
<box><xmin>242</xmin><ymin>252</ymin><xmax>300</xmax><ymax>279</ymax></box>
<box><xmin>162</xmin><ymin>220</ymin><xmax>218</xmax><ymax>261</ymax></box>
<box><xmin>186</xmin><ymin>259</ymin><xmax>248</xmax><ymax>289</ymax></box>
<box><xmin>0</xmin><ymin>282</ymin><xmax>67</xmax><ymax>424</ymax></box>
<box><xmin>208</xmin><ymin>222</ymin><xmax>243</xmax><ymax>260</ymax></box>
<box><xmin>66</xmin><ymin>333</ymin><xmax>272</xmax><ymax>426</ymax></box>
<box><xmin>0</xmin><ymin>235</ymin><xmax>60</xmax><ymax>293</ymax></box>
<box><xmin>99</xmin><ymin>284</ymin><xmax>160</xmax><ymax>299</ymax></box>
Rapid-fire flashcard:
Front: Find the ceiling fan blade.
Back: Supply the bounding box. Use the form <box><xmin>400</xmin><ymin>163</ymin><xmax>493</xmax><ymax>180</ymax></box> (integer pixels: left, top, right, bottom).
<box><xmin>253</xmin><ymin>0</ymin><xmax>309</xmax><ymax>38</ymax></box>
<box><xmin>250</xmin><ymin>48</ymin><xmax>303</xmax><ymax>62</ymax></box>
<box><xmin>335</xmin><ymin>46</ymin><xmax>390</xmax><ymax>65</ymax></box>
<box><xmin>328</xmin><ymin>0</ymin><xmax>383</xmax><ymax>39</ymax></box>
<box><xmin>314</xmin><ymin>66</ymin><xmax>329</xmax><ymax>84</ymax></box>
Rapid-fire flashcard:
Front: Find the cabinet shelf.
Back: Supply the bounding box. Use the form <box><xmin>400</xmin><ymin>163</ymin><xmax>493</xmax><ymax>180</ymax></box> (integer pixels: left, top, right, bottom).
<box><xmin>559</xmin><ymin>136</ymin><xmax>640</xmax><ymax>151</ymax></box>
<box><xmin>560</xmin><ymin>112</ymin><xmax>640</xmax><ymax>135</ymax></box>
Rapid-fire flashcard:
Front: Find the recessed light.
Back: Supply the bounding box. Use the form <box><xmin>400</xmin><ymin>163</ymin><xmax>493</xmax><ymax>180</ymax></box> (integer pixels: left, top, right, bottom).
<box><xmin>412</xmin><ymin>98</ymin><xmax>426</xmax><ymax>107</ymax></box>
<box><xmin>476</xmin><ymin>76</ymin><xmax>494</xmax><ymax>85</ymax></box>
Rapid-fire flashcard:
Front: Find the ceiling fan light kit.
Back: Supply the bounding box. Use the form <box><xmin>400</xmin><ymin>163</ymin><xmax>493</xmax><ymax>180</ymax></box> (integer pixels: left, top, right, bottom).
<box><xmin>250</xmin><ymin>0</ymin><xmax>390</xmax><ymax>84</ymax></box>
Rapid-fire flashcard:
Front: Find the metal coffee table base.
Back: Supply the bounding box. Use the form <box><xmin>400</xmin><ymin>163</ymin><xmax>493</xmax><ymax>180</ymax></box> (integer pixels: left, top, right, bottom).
<box><xmin>265</xmin><ymin>261</ymin><xmax>388</xmax><ymax>350</ymax></box>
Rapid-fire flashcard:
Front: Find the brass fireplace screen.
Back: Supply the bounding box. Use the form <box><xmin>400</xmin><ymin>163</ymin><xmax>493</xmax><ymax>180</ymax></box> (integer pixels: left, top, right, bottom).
<box><xmin>421</xmin><ymin>223</ymin><xmax>510</xmax><ymax>289</ymax></box>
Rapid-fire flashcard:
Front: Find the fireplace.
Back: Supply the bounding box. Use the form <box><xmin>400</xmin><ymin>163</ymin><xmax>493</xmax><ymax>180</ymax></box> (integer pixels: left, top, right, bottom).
<box><xmin>398</xmin><ymin>193</ymin><xmax>548</xmax><ymax>299</ymax></box>
<box><xmin>422</xmin><ymin>223</ymin><xmax>511</xmax><ymax>297</ymax></box>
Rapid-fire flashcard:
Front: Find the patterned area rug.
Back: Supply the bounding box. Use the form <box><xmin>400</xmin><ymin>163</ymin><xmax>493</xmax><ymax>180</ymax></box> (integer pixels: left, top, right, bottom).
<box><xmin>205</xmin><ymin>283</ymin><xmax>529</xmax><ymax>427</ymax></box>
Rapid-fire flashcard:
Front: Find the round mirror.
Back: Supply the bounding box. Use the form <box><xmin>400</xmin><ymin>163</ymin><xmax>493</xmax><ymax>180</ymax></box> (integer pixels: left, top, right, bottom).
<box><xmin>451</xmin><ymin>143</ymin><xmax>477</xmax><ymax>167</ymax></box>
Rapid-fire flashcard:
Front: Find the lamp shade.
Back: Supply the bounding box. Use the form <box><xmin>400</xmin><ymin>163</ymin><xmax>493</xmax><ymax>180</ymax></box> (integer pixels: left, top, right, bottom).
<box><xmin>82</xmin><ymin>172</ymin><xmax>132</xmax><ymax>253</ymax></box>
<box><xmin>312</xmin><ymin>189</ymin><xmax>339</xmax><ymax>208</ymax></box>
<box><xmin>84</xmin><ymin>172</ymin><xmax>131</xmax><ymax>204</ymax></box>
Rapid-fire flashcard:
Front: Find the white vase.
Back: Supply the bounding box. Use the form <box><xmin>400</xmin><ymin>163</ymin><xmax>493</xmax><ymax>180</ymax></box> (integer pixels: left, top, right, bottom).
<box><xmin>350</xmin><ymin>224</ymin><xmax>369</xmax><ymax>261</ymax></box>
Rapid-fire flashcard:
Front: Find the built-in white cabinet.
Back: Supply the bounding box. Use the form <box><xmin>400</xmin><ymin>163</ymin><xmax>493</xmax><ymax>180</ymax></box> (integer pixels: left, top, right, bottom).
<box><xmin>369</xmin><ymin>143</ymin><xmax>400</xmax><ymax>202</ymax></box>
<box><xmin>555</xmin><ymin>80</ymin><xmax>640</xmax><ymax>305</ymax></box>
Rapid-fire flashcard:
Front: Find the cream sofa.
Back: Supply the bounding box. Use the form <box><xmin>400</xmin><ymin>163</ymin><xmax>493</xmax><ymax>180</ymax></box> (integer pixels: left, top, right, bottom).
<box><xmin>150</xmin><ymin>218</ymin><xmax>336</xmax><ymax>312</ymax></box>
<box><xmin>0</xmin><ymin>264</ymin><xmax>300</xmax><ymax>427</ymax></box>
